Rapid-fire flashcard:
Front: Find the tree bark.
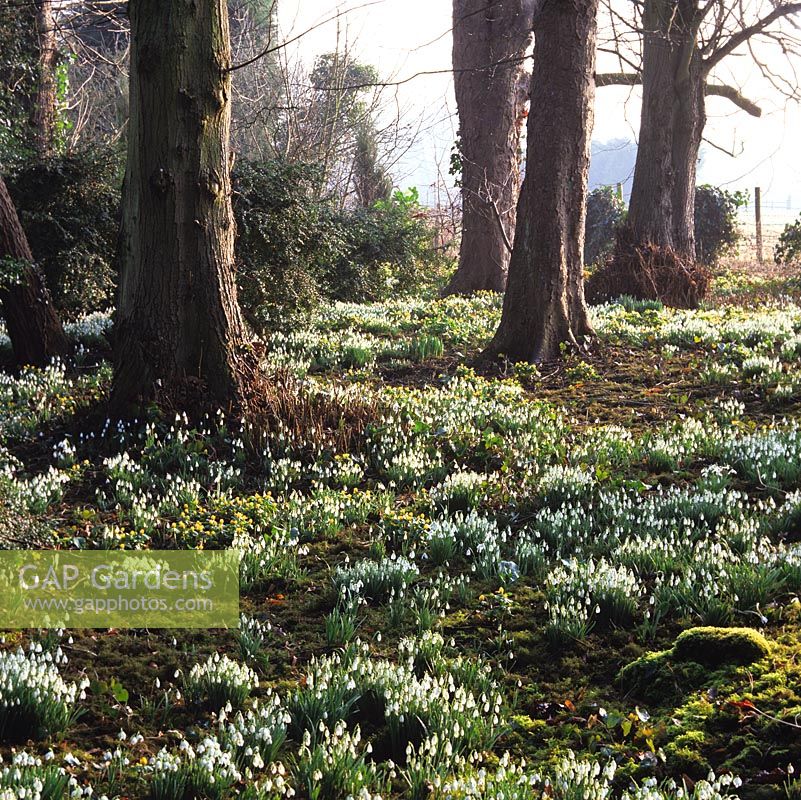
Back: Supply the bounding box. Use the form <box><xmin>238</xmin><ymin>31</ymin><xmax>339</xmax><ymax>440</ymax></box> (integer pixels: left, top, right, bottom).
<box><xmin>671</xmin><ymin>42</ymin><xmax>705</xmax><ymax>258</ymax></box>
<box><xmin>0</xmin><ymin>175</ymin><xmax>70</xmax><ymax>366</ymax></box>
<box><xmin>443</xmin><ymin>0</ymin><xmax>534</xmax><ymax>295</ymax></box>
<box><xmin>32</xmin><ymin>0</ymin><xmax>57</xmax><ymax>157</ymax></box>
<box><xmin>624</xmin><ymin>0</ymin><xmax>704</xmax><ymax>261</ymax></box>
<box><xmin>112</xmin><ymin>0</ymin><xmax>250</xmax><ymax>412</ymax></box>
<box><xmin>486</xmin><ymin>0</ymin><xmax>597</xmax><ymax>362</ymax></box>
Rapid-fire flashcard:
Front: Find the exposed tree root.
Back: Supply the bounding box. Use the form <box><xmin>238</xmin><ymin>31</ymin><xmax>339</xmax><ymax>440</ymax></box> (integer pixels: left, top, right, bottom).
<box><xmin>585</xmin><ymin>232</ymin><xmax>711</xmax><ymax>309</ymax></box>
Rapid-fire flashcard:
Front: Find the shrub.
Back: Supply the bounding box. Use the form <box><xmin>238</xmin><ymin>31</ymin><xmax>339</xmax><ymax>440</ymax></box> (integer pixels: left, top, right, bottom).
<box><xmin>232</xmin><ymin>159</ymin><xmax>347</xmax><ymax>334</ymax></box>
<box><xmin>6</xmin><ymin>149</ymin><xmax>122</xmax><ymax>318</ymax></box>
<box><xmin>775</xmin><ymin>212</ymin><xmax>801</xmax><ymax>266</ymax></box>
<box><xmin>585</xmin><ymin>230</ymin><xmax>711</xmax><ymax>309</ymax></box>
<box><xmin>584</xmin><ymin>186</ymin><xmax>626</xmax><ymax>265</ymax></box>
<box><xmin>328</xmin><ymin>187</ymin><xmax>446</xmax><ymax>302</ymax></box>
<box><xmin>233</xmin><ymin>161</ymin><xmax>445</xmax><ymax>333</ymax></box>
<box><xmin>586</xmin><ymin>185</ymin><xmax>742</xmax><ymax>305</ymax></box>
<box><xmin>694</xmin><ymin>185</ymin><xmax>746</xmax><ymax>266</ymax></box>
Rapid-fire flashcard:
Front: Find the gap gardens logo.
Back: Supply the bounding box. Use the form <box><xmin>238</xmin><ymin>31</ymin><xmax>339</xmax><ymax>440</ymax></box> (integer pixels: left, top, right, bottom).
<box><xmin>0</xmin><ymin>551</ymin><xmax>240</xmax><ymax>629</ymax></box>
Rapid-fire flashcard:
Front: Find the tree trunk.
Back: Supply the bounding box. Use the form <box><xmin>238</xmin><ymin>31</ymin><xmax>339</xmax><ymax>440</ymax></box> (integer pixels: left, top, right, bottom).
<box><xmin>32</xmin><ymin>0</ymin><xmax>57</xmax><ymax>157</ymax></box>
<box><xmin>443</xmin><ymin>0</ymin><xmax>534</xmax><ymax>295</ymax></box>
<box><xmin>112</xmin><ymin>0</ymin><xmax>250</xmax><ymax>412</ymax></box>
<box><xmin>486</xmin><ymin>0</ymin><xmax>597</xmax><ymax>362</ymax></box>
<box><xmin>671</xmin><ymin>48</ymin><xmax>705</xmax><ymax>258</ymax></box>
<box><xmin>624</xmin><ymin>0</ymin><xmax>704</xmax><ymax>261</ymax></box>
<box><xmin>0</xmin><ymin>175</ymin><xmax>70</xmax><ymax>366</ymax></box>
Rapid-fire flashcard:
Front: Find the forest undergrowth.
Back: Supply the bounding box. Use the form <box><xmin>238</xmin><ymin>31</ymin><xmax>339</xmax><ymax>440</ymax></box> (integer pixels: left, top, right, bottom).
<box><xmin>1</xmin><ymin>267</ymin><xmax>800</xmax><ymax>800</ymax></box>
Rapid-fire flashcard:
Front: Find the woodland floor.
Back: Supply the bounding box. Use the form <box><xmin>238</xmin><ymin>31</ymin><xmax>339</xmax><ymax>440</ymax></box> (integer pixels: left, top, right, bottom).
<box><xmin>1</xmin><ymin>263</ymin><xmax>801</xmax><ymax>799</ymax></box>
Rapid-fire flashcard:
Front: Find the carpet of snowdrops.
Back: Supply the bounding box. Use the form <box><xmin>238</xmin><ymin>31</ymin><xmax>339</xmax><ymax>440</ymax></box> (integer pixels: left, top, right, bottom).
<box><xmin>1</xmin><ymin>278</ymin><xmax>801</xmax><ymax>800</ymax></box>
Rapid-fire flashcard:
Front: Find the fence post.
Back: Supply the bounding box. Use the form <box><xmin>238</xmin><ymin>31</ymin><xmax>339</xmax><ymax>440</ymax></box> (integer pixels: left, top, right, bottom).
<box><xmin>755</xmin><ymin>186</ymin><xmax>763</xmax><ymax>265</ymax></box>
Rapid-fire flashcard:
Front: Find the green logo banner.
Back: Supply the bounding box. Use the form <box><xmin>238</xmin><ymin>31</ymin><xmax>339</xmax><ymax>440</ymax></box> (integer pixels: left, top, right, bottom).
<box><xmin>0</xmin><ymin>550</ymin><xmax>240</xmax><ymax>629</ymax></box>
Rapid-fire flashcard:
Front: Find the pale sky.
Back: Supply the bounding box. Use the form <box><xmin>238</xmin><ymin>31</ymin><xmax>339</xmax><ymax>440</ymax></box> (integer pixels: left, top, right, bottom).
<box><xmin>276</xmin><ymin>0</ymin><xmax>801</xmax><ymax>214</ymax></box>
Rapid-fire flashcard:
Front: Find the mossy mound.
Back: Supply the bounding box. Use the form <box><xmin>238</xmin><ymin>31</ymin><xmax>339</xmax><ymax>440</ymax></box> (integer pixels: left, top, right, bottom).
<box><xmin>618</xmin><ymin>627</ymin><xmax>771</xmax><ymax>702</ymax></box>
<box><xmin>673</xmin><ymin>627</ymin><xmax>771</xmax><ymax>667</ymax></box>
<box><xmin>617</xmin><ymin>649</ymin><xmax>707</xmax><ymax>702</ymax></box>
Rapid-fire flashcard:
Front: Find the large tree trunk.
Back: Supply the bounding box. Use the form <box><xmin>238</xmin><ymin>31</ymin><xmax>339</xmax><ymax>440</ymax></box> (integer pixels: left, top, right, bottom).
<box><xmin>624</xmin><ymin>0</ymin><xmax>704</xmax><ymax>261</ymax></box>
<box><xmin>112</xmin><ymin>0</ymin><xmax>250</xmax><ymax>412</ymax></box>
<box><xmin>671</xmin><ymin>45</ymin><xmax>705</xmax><ymax>258</ymax></box>
<box><xmin>32</xmin><ymin>0</ymin><xmax>57</xmax><ymax>156</ymax></box>
<box><xmin>0</xmin><ymin>175</ymin><xmax>70</xmax><ymax>366</ymax></box>
<box><xmin>443</xmin><ymin>0</ymin><xmax>534</xmax><ymax>296</ymax></box>
<box><xmin>486</xmin><ymin>0</ymin><xmax>597</xmax><ymax>362</ymax></box>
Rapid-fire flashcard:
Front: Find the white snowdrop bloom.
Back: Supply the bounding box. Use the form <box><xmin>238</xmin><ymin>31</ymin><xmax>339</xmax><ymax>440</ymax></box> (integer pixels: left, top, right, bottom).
<box><xmin>0</xmin><ymin>649</ymin><xmax>84</xmax><ymax>739</ymax></box>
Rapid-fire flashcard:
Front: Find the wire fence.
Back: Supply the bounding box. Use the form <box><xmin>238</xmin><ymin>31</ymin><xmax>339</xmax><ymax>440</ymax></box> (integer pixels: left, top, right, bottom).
<box><xmin>424</xmin><ymin>183</ymin><xmax>799</xmax><ymax>268</ymax></box>
<box><xmin>735</xmin><ymin>191</ymin><xmax>801</xmax><ymax>266</ymax></box>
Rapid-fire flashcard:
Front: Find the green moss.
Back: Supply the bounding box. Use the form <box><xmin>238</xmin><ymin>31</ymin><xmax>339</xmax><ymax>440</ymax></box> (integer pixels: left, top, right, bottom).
<box><xmin>672</xmin><ymin>730</ymin><xmax>707</xmax><ymax>749</ymax></box>
<box><xmin>509</xmin><ymin>714</ymin><xmax>546</xmax><ymax>733</ymax></box>
<box><xmin>618</xmin><ymin>649</ymin><xmax>670</xmax><ymax>686</ymax></box>
<box><xmin>441</xmin><ymin>609</ymin><xmax>471</xmax><ymax>630</ymax></box>
<box><xmin>726</xmin><ymin>742</ymin><xmax>767</xmax><ymax>770</ymax></box>
<box><xmin>619</xmin><ymin>627</ymin><xmax>773</xmax><ymax>704</ymax></box>
<box><xmin>663</xmin><ymin>743</ymin><xmax>710</xmax><ymax>778</ymax></box>
<box><xmin>511</xmin><ymin>630</ymin><xmax>538</xmax><ymax>648</ymax></box>
<box><xmin>671</xmin><ymin>696</ymin><xmax>717</xmax><ymax>727</ymax></box>
<box><xmin>673</xmin><ymin>627</ymin><xmax>771</xmax><ymax>666</ymax></box>
<box><xmin>617</xmin><ymin>649</ymin><xmax>706</xmax><ymax>702</ymax></box>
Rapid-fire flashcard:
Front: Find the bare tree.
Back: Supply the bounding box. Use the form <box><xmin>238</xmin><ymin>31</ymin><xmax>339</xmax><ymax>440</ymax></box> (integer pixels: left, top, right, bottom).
<box><xmin>486</xmin><ymin>0</ymin><xmax>597</xmax><ymax>362</ymax></box>
<box><xmin>597</xmin><ymin>0</ymin><xmax>801</xmax><ymax>273</ymax></box>
<box><xmin>279</xmin><ymin>53</ymin><xmax>416</xmax><ymax>207</ymax></box>
<box><xmin>227</xmin><ymin>0</ymin><xmax>283</xmax><ymax>157</ymax></box>
<box><xmin>443</xmin><ymin>0</ymin><xmax>535</xmax><ymax>295</ymax></box>
<box><xmin>57</xmin><ymin>1</ymin><xmax>130</xmax><ymax>149</ymax></box>
<box><xmin>35</xmin><ymin>0</ymin><xmax>419</xmax><ymax>215</ymax></box>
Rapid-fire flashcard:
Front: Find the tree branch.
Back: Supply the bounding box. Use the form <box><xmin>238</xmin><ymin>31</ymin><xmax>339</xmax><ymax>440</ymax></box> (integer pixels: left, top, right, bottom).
<box><xmin>701</xmin><ymin>135</ymin><xmax>744</xmax><ymax>158</ymax></box>
<box><xmin>488</xmin><ymin>195</ymin><xmax>514</xmax><ymax>255</ymax></box>
<box><xmin>595</xmin><ymin>71</ymin><xmax>640</xmax><ymax>87</ymax></box>
<box><xmin>704</xmin><ymin>83</ymin><xmax>762</xmax><ymax>116</ymax></box>
<box><xmin>703</xmin><ymin>2</ymin><xmax>801</xmax><ymax>73</ymax></box>
<box><xmin>595</xmin><ymin>72</ymin><xmax>762</xmax><ymax>116</ymax></box>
